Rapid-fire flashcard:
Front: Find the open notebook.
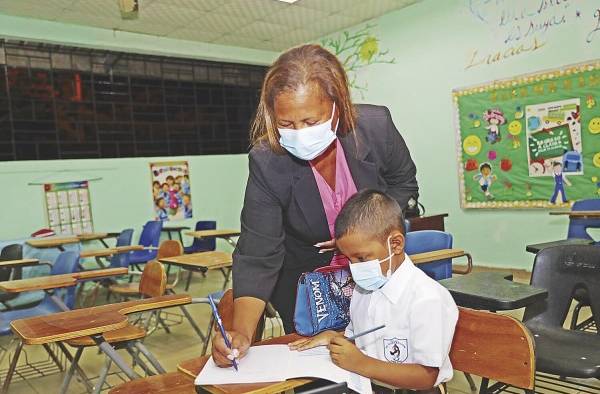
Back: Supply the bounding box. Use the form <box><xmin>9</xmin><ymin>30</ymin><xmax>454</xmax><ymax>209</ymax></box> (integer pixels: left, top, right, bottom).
<box><xmin>195</xmin><ymin>345</ymin><xmax>371</xmax><ymax>394</ymax></box>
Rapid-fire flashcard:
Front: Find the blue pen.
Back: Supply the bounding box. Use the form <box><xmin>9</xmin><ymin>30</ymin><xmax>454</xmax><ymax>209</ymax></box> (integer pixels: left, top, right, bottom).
<box><xmin>208</xmin><ymin>295</ymin><xmax>239</xmax><ymax>371</ymax></box>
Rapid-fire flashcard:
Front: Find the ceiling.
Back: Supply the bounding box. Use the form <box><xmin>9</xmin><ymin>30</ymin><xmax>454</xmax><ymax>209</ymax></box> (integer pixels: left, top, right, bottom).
<box><xmin>0</xmin><ymin>0</ymin><xmax>419</xmax><ymax>51</ymax></box>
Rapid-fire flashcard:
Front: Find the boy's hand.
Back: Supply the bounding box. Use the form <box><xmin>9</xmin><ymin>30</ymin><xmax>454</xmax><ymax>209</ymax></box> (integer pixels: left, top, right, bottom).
<box><xmin>288</xmin><ymin>330</ymin><xmax>341</xmax><ymax>351</ymax></box>
<box><xmin>329</xmin><ymin>336</ymin><xmax>365</xmax><ymax>373</ymax></box>
<box><xmin>212</xmin><ymin>330</ymin><xmax>250</xmax><ymax>367</ymax></box>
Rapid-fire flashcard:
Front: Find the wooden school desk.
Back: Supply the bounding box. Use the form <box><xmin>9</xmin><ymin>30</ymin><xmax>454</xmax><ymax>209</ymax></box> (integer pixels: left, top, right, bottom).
<box><xmin>9</xmin><ymin>294</ymin><xmax>192</xmax><ymax>388</ymax></box>
<box><xmin>185</xmin><ymin>229</ymin><xmax>241</xmax><ymax>249</ymax></box>
<box><xmin>525</xmin><ymin>238</ymin><xmax>593</xmax><ymax>254</ymax></box>
<box><xmin>178</xmin><ymin>333</ymin><xmax>313</xmax><ymax>394</ymax></box>
<box><xmin>159</xmin><ymin>251</ymin><xmax>233</xmax><ymax>290</ymax></box>
<box><xmin>80</xmin><ymin>245</ymin><xmax>144</xmax><ymax>268</ymax></box>
<box><xmin>440</xmin><ymin>271</ymin><xmax>548</xmax><ymax>311</ymax></box>
<box><xmin>26</xmin><ymin>237</ymin><xmax>80</xmax><ymax>251</ymax></box>
<box><xmin>162</xmin><ymin>226</ymin><xmax>191</xmax><ymax>244</ymax></box>
<box><xmin>549</xmin><ymin>210</ymin><xmax>600</xmax><ymax>218</ymax></box>
<box><xmin>76</xmin><ymin>232</ymin><xmax>119</xmax><ymax>248</ymax></box>
<box><xmin>0</xmin><ymin>268</ymin><xmax>128</xmax><ymax>309</ymax></box>
<box><xmin>410</xmin><ymin>248</ymin><xmax>473</xmax><ymax>275</ymax></box>
<box><xmin>0</xmin><ymin>258</ymin><xmax>40</xmax><ymax>269</ymax></box>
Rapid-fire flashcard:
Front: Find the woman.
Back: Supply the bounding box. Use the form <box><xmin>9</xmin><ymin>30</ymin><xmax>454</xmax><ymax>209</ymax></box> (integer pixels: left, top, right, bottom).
<box><xmin>213</xmin><ymin>44</ymin><xmax>418</xmax><ymax>366</ymax></box>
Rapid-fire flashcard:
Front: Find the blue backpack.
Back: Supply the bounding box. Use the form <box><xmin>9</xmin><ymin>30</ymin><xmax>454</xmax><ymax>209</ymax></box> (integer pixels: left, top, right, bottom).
<box><xmin>294</xmin><ymin>266</ymin><xmax>355</xmax><ymax>336</ymax></box>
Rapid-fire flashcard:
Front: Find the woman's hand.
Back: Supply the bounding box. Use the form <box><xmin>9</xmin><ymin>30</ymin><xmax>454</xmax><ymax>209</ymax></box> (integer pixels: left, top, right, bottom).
<box><xmin>288</xmin><ymin>330</ymin><xmax>341</xmax><ymax>351</ymax></box>
<box><xmin>329</xmin><ymin>336</ymin><xmax>366</xmax><ymax>373</ymax></box>
<box><xmin>211</xmin><ymin>330</ymin><xmax>251</xmax><ymax>367</ymax></box>
<box><xmin>315</xmin><ymin>238</ymin><xmax>336</xmax><ymax>254</ymax></box>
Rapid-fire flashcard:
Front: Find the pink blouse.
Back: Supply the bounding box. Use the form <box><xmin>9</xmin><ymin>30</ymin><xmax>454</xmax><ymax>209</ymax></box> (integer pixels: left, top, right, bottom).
<box><xmin>310</xmin><ymin>139</ymin><xmax>358</xmax><ymax>267</ymax></box>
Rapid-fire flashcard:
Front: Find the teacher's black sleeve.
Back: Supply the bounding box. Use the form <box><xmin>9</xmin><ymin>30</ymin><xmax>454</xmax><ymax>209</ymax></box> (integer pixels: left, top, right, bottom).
<box><xmin>232</xmin><ymin>147</ymin><xmax>286</xmax><ymax>302</ymax></box>
<box><xmin>382</xmin><ymin>106</ymin><xmax>419</xmax><ymax>209</ymax></box>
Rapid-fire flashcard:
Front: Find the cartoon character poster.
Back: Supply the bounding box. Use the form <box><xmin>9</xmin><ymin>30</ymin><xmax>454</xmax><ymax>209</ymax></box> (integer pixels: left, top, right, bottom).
<box><xmin>150</xmin><ymin>161</ymin><xmax>192</xmax><ymax>221</ymax></box>
<box><xmin>44</xmin><ymin>181</ymin><xmax>93</xmax><ymax>234</ymax></box>
<box><xmin>454</xmin><ymin>58</ymin><xmax>600</xmax><ymax>209</ymax></box>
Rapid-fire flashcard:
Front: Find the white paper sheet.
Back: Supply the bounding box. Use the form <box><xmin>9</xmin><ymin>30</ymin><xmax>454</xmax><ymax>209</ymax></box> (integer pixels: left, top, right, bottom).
<box><xmin>195</xmin><ymin>345</ymin><xmax>371</xmax><ymax>394</ymax></box>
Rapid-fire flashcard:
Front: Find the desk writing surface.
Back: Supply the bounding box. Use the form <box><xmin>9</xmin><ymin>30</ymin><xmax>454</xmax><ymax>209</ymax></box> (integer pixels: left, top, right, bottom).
<box><xmin>77</xmin><ymin>233</ymin><xmax>109</xmax><ymax>241</ymax></box>
<box><xmin>0</xmin><ymin>275</ymin><xmax>77</xmax><ymax>293</ymax></box>
<box><xmin>525</xmin><ymin>239</ymin><xmax>593</xmax><ymax>254</ymax></box>
<box><xmin>26</xmin><ymin>237</ymin><xmax>80</xmax><ymax>248</ymax></box>
<box><xmin>0</xmin><ymin>259</ymin><xmax>39</xmax><ymax>268</ymax></box>
<box><xmin>80</xmin><ymin>245</ymin><xmax>143</xmax><ymax>258</ymax></box>
<box><xmin>185</xmin><ymin>229</ymin><xmax>241</xmax><ymax>239</ymax></box>
<box><xmin>73</xmin><ymin>268</ymin><xmax>128</xmax><ymax>280</ymax></box>
<box><xmin>410</xmin><ymin>249</ymin><xmax>465</xmax><ymax>265</ymax></box>
<box><xmin>549</xmin><ymin>210</ymin><xmax>600</xmax><ymax>217</ymax></box>
<box><xmin>159</xmin><ymin>251</ymin><xmax>232</xmax><ymax>270</ymax></box>
<box><xmin>440</xmin><ymin>271</ymin><xmax>547</xmax><ymax>311</ymax></box>
<box><xmin>11</xmin><ymin>294</ymin><xmax>191</xmax><ymax>345</ymax></box>
<box><xmin>178</xmin><ymin>334</ymin><xmax>313</xmax><ymax>394</ymax></box>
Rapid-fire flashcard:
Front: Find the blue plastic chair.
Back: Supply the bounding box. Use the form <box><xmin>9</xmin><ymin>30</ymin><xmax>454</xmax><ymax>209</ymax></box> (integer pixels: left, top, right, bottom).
<box><xmin>0</xmin><ymin>251</ymin><xmax>80</xmax><ymax>336</ymax></box>
<box><xmin>109</xmin><ymin>229</ymin><xmax>134</xmax><ymax>269</ymax></box>
<box><xmin>129</xmin><ymin>221</ymin><xmax>163</xmax><ymax>269</ymax></box>
<box><xmin>405</xmin><ymin>230</ymin><xmax>453</xmax><ymax>280</ymax></box>
<box><xmin>567</xmin><ymin>199</ymin><xmax>600</xmax><ymax>241</ymax></box>
<box><xmin>184</xmin><ymin>221</ymin><xmax>217</xmax><ymax>254</ymax></box>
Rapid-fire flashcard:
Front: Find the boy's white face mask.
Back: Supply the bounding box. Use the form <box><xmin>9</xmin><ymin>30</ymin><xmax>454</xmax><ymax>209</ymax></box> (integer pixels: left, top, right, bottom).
<box><xmin>349</xmin><ymin>237</ymin><xmax>394</xmax><ymax>292</ymax></box>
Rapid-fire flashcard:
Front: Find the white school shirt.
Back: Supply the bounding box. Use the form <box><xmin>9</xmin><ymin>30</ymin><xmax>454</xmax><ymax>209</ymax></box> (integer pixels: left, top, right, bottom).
<box><xmin>345</xmin><ymin>255</ymin><xmax>458</xmax><ymax>386</ymax></box>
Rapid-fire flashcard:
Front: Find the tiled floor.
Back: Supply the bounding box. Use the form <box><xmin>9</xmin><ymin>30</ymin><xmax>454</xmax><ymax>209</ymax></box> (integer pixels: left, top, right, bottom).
<box><xmin>0</xmin><ymin>266</ymin><xmax>596</xmax><ymax>393</ymax></box>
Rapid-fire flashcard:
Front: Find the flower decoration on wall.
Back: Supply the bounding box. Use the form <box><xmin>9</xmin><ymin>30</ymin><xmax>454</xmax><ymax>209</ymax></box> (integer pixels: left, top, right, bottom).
<box><xmin>321</xmin><ymin>23</ymin><xmax>395</xmax><ymax>97</ymax></box>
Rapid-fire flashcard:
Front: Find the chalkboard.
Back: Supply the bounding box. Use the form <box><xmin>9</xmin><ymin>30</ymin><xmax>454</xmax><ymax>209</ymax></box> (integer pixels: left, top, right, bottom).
<box><xmin>453</xmin><ymin>59</ymin><xmax>600</xmax><ymax>209</ymax></box>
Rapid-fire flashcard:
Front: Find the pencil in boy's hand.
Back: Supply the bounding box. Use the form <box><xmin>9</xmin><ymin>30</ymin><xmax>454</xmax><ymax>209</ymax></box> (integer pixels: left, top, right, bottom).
<box><xmin>346</xmin><ymin>324</ymin><xmax>386</xmax><ymax>341</ymax></box>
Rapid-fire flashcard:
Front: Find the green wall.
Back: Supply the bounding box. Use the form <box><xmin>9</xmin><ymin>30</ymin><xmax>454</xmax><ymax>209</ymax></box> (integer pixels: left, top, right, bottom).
<box><xmin>0</xmin><ymin>15</ymin><xmax>277</xmax><ymax>245</ymax></box>
<box><xmin>343</xmin><ymin>0</ymin><xmax>600</xmax><ymax>269</ymax></box>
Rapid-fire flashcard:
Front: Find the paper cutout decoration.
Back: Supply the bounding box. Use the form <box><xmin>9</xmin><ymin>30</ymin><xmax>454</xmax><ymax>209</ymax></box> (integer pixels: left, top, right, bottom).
<box><xmin>463</xmin><ymin>135</ymin><xmax>482</xmax><ymax>156</ymax></box>
<box><xmin>589</xmin><ymin>117</ymin><xmax>600</xmax><ymax>134</ymax></box>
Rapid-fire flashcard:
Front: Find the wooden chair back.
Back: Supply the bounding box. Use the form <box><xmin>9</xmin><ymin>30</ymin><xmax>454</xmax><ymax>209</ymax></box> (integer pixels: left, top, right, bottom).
<box><xmin>139</xmin><ymin>260</ymin><xmax>167</xmax><ymax>298</ymax></box>
<box><xmin>450</xmin><ymin>308</ymin><xmax>535</xmax><ymax>390</ymax></box>
<box><xmin>217</xmin><ymin>289</ymin><xmax>264</xmax><ymax>344</ymax></box>
<box><xmin>156</xmin><ymin>240</ymin><xmax>183</xmax><ymax>260</ymax></box>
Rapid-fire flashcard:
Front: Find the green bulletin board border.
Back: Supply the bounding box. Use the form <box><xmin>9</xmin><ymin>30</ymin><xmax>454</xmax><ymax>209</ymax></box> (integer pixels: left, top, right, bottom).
<box><xmin>452</xmin><ymin>58</ymin><xmax>600</xmax><ymax>209</ymax></box>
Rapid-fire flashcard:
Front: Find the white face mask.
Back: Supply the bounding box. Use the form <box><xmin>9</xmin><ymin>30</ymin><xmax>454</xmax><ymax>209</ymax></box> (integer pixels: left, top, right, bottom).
<box><xmin>349</xmin><ymin>237</ymin><xmax>394</xmax><ymax>292</ymax></box>
<box><xmin>278</xmin><ymin>103</ymin><xmax>337</xmax><ymax>161</ymax></box>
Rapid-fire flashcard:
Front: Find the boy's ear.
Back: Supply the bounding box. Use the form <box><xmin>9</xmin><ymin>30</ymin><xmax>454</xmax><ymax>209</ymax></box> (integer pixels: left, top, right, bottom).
<box><xmin>389</xmin><ymin>231</ymin><xmax>405</xmax><ymax>254</ymax></box>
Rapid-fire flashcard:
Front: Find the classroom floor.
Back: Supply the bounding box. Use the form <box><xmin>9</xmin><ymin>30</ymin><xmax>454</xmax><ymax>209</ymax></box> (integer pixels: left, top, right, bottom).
<box><xmin>0</xmin><ymin>266</ymin><xmax>596</xmax><ymax>394</ymax></box>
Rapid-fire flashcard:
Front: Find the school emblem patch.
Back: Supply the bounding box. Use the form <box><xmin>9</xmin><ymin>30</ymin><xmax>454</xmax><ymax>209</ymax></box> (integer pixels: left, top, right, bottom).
<box><xmin>383</xmin><ymin>338</ymin><xmax>408</xmax><ymax>363</ymax></box>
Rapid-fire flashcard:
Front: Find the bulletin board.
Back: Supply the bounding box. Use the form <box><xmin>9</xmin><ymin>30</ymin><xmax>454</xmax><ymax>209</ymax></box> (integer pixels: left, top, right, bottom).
<box><xmin>453</xmin><ymin>59</ymin><xmax>600</xmax><ymax>209</ymax></box>
<box><xmin>44</xmin><ymin>180</ymin><xmax>93</xmax><ymax>234</ymax></box>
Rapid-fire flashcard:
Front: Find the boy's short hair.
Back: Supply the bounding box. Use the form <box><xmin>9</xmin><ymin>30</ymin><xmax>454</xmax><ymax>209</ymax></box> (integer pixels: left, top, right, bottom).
<box><xmin>334</xmin><ymin>189</ymin><xmax>405</xmax><ymax>242</ymax></box>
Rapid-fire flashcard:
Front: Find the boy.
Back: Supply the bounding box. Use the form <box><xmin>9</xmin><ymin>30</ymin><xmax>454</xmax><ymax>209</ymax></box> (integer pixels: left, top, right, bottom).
<box><xmin>289</xmin><ymin>190</ymin><xmax>458</xmax><ymax>392</ymax></box>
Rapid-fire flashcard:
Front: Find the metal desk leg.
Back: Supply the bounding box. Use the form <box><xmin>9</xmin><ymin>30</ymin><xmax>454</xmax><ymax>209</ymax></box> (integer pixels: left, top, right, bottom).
<box><xmin>100</xmin><ymin>239</ymin><xmax>110</xmax><ymax>248</ymax></box>
<box><xmin>2</xmin><ymin>339</ymin><xmax>24</xmax><ymax>393</ymax></box>
<box><xmin>59</xmin><ymin>347</ymin><xmax>83</xmax><ymax>394</ymax></box>
<box><xmin>56</xmin><ymin>342</ymin><xmax>94</xmax><ymax>393</ymax></box>
<box><xmin>93</xmin><ymin>358</ymin><xmax>112</xmax><ymax>394</ymax></box>
<box><xmin>223</xmin><ymin>236</ymin><xmax>237</xmax><ymax>249</ymax></box>
<box><xmin>166</xmin><ymin>231</ymin><xmax>173</xmax><ymax>240</ymax></box>
<box><xmin>50</xmin><ymin>293</ymin><xmax>71</xmax><ymax>312</ymax></box>
<box><xmin>177</xmin><ymin>230</ymin><xmax>184</xmax><ymax>245</ymax></box>
<box><xmin>220</xmin><ymin>267</ymin><xmax>232</xmax><ymax>290</ymax></box>
<box><xmin>132</xmin><ymin>341</ymin><xmax>167</xmax><ymax>374</ymax></box>
<box><xmin>91</xmin><ymin>334</ymin><xmax>140</xmax><ymax>380</ymax></box>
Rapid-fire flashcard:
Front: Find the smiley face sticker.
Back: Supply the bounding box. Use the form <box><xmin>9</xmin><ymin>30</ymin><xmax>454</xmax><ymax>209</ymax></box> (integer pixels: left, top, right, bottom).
<box><xmin>508</xmin><ymin>120</ymin><xmax>522</xmax><ymax>135</ymax></box>
<box><xmin>589</xmin><ymin>117</ymin><xmax>600</xmax><ymax>134</ymax></box>
<box><xmin>593</xmin><ymin>152</ymin><xmax>600</xmax><ymax>168</ymax></box>
<box><xmin>463</xmin><ymin>135</ymin><xmax>482</xmax><ymax>156</ymax></box>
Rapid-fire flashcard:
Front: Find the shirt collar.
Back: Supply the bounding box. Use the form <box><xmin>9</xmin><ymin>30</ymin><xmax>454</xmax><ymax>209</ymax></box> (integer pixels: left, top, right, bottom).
<box><xmin>379</xmin><ymin>254</ymin><xmax>416</xmax><ymax>304</ymax></box>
